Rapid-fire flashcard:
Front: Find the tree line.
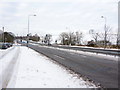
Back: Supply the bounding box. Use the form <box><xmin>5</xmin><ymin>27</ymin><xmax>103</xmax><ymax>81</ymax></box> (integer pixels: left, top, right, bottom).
<box><xmin>16</xmin><ymin>26</ymin><xmax>120</xmax><ymax>48</ymax></box>
<box><xmin>41</xmin><ymin>26</ymin><xmax>120</xmax><ymax>48</ymax></box>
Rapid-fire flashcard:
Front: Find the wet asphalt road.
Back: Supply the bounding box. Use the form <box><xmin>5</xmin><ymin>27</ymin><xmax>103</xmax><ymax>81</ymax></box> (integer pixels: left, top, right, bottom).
<box><xmin>28</xmin><ymin>44</ymin><xmax>118</xmax><ymax>88</ymax></box>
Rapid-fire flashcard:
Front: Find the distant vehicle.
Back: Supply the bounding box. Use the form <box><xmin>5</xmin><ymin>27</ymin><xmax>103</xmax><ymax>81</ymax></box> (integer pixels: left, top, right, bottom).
<box><xmin>19</xmin><ymin>40</ymin><xmax>28</xmax><ymax>46</ymax></box>
<box><xmin>48</xmin><ymin>43</ymin><xmax>52</xmax><ymax>46</ymax></box>
<box><xmin>5</xmin><ymin>43</ymin><xmax>13</xmax><ymax>48</ymax></box>
<box><xmin>0</xmin><ymin>43</ymin><xmax>13</xmax><ymax>49</ymax></box>
<box><xmin>0</xmin><ymin>43</ymin><xmax>8</xmax><ymax>49</ymax></box>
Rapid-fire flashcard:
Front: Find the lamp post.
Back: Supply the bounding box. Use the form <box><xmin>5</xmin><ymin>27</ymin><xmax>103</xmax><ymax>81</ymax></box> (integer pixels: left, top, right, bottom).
<box><xmin>101</xmin><ymin>16</ymin><xmax>107</xmax><ymax>49</ymax></box>
<box><xmin>2</xmin><ymin>27</ymin><xmax>4</xmax><ymax>43</ymax></box>
<box><xmin>27</xmin><ymin>14</ymin><xmax>36</xmax><ymax>45</ymax></box>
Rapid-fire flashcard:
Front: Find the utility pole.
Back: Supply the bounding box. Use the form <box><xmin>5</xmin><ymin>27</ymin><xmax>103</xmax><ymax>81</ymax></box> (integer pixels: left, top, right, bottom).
<box><xmin>2</xmin><ymin>27</ymin><xmax>4</xmax><ymax>43</ymax></box>
<box><xmin>101</xmin><ymin>16</ymin><xmax>107</xmax><ymax>49</ymax></box>
<box><xmin>27</xmin><ymin>14</ymin><xmax>36</xmax><ymax>46</ymax></box>
<box><xmin>104</xmin><ymin>23</ymin><xmax>107</xmax><ymax>49</ymax></box>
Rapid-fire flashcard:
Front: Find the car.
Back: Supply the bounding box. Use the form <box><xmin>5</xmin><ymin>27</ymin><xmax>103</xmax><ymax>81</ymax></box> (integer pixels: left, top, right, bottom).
<box><xmin>0</xmin><ymin>43</ymin><xmax>8</xmax><ymax>49</ymax></box>
<box><xmin>5</xmin><ymin>43</ymin><xmax>10</xmax><ymax>48</ymax></box>
<box><xmin>48</xmin><ymin>43</ymin><xmax>52</xmax><ymax>46</ymax></box>
<box><xmin>5</xmin><ymin>43</ymin><xmax>13</xmax><ymax>48</ymax></box>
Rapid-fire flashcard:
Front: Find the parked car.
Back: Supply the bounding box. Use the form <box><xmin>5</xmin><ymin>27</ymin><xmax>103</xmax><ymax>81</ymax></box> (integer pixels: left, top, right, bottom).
<box><xmin>0</xmin><ymin>43</ymin><xmax>8</xmax><ymax>49</ymax></box>
<box><xmin>0</xmin><ymin>43</ymin><xmax>13</xmax><ymax>49</ymax></box>
<box><xmin>5</xmin><ymin>43</ymin><xmax>13</xmax><ymax>48</ymax></box>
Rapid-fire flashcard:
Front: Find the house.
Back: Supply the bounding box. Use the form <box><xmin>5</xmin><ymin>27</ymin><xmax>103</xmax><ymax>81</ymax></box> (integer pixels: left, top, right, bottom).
<box><xmin>0</xmin><ymin>31</ymin><xmax>15</xmax><ymax>43</ymax></box>
<box><xmin>4</xmin><ymin>32</ymin><xmax>15</xmax><ymax>43</ymax></box>
<box><xmin>0</xmin><ymin>30</ymin><xmax>4</xmax><ymax>42</ymax></box>
<box><xmin>87</xmin><ymin>40</ymin><xmax>95</xmax><ymax>47</ymax></box>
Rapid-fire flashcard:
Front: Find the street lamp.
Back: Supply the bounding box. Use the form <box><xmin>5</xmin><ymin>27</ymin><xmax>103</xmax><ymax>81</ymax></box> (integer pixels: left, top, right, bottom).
<box><xmin>28</xmin><ymin>14</ymin><xmax>36</xmax><ymax>36</ymax></box>
<box><xmin>101</xmin><ymin>16</ymin><xmax>107</xmax><ymax>49</ymax></box>
<box><xmin>2</xmin><ymin>27</ymin><xmax>4</xmax><ymax>43</ymax></box>
<box><xmin>27</xmin><ymin>14</ymin><xmax>36</xmax><ymax>44</ymax></box>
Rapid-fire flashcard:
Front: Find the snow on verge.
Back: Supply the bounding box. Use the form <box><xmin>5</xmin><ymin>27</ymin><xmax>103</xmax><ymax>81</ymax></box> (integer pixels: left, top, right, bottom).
<box><xmin>8</xmin><ymin>46</ymin><xmax>97</xmax><ymax>88</ymax></box>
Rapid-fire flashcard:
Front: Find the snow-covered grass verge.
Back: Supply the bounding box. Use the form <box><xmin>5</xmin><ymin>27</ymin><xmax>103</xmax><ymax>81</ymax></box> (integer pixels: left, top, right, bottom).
<box><xmin>8</xmin><ymin>46</ymin><xmax>97</xmax><ymax>88</ymax></box>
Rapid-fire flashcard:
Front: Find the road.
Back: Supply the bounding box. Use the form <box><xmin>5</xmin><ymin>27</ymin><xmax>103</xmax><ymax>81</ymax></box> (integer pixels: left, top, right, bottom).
<box><xmin>54</xmin><ymin>45</ymin><xmax>120</xmax><ymax>56</ymax></box>
<box><xmin>28</xmin><ymin>44</ymin><xmax>118</xmax><ymax>88</ymax></box>
<box><xmin>37</xmin><ymin>44</ymin><xmax>119</xmax><ymax>56</ymax></box>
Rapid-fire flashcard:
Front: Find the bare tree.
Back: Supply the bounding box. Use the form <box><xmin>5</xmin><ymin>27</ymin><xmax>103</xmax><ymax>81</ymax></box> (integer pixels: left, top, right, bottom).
<box><xmin>59</xmin><ymin>32</ymin><xmax>76</xmax><ymax>45</ymax></box>
<box><xmin>103</xmin><ymin>26</ymin><xmax>112</xmax><ymax>48</ymax></box>
<box><xmin>89</xmin><ymin>29</ymin><xmax>100</xmax><ymax>44</ymax></box>
<box><xmin>59</xmin><ymin>32</ymin><xmax>69</xmax><ymax>45</ymax></box>
<box><xmin>116</xmin><ymin>28</ymin><xmax>120</xmax><ymax>48</ymax></box>
<box><xmin>29</xmin><ymin>34</ymin><xmax>40</xmax><ymax>42</ymax></box>
<box><xmin>69</xmin><ymin>32</ymin><xmax>76</xmax><ymax>45</ymax></box>
<box><xmin>76</xmin><ymin>31</ymin><xmax>83</xmax><ymax>45</ymax></box>
<box><xmin>89</xmin><ymin>26</ymin><xmax>112</xmax><ymax>48</ymax></box>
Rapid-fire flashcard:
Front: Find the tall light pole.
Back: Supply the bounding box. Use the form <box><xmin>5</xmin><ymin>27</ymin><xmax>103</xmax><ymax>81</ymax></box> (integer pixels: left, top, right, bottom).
<box><xmin>101</xmin><ymin>16</ymin><xmax>107</xmax><ymax>49</ymax></box>
<box><xmin>27</xmin><ymin>14</ymin><xmax>36</xmax><ymax>44</ymax></box>
<box><xmin>2</xmin><ymin>27</ymin><xmax>4</xmax><ymax>43</ymax></box>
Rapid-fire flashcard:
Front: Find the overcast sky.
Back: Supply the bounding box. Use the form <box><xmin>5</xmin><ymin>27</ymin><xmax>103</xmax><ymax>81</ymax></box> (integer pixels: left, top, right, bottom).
<box><xmin>0</xmin><ymin>0</ymin><xmax>119</xmax><ymax>42</ymax></box>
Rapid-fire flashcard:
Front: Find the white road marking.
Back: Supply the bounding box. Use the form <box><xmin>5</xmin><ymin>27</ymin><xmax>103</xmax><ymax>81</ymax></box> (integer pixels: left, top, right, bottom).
<box><xmin>81</xmin><ymin>55</ymin><xmax>87</xmax><ymax>57</ymax></box>
<box><xmin>54</xmin><ymin>55</ymin><xmax>65</xmax><ymax>60</ymax></box>
<box><xmin>70</xmin><ymin>52</ymin><xmax>75</xmax><ymax>55</ymax></box>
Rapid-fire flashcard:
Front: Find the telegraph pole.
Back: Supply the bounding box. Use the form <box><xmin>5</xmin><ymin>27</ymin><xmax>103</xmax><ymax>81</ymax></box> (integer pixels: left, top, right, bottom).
<box><xmin>101</xmin><ymin>16</ymin><xmax>107</xmax><ymax>49</ymax></box>
<box><xmin>27</xmin><ymin>14</ymin><xmax>36</xmax><ymax>46</ymax></box>
<box><xmin>2</xmin><ymin>27</ymin><xmax>4</xmax><ymax>43</ymax></box>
